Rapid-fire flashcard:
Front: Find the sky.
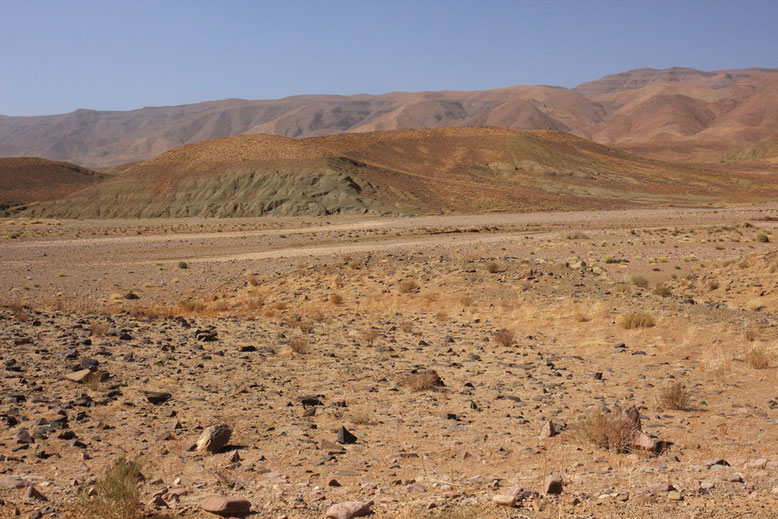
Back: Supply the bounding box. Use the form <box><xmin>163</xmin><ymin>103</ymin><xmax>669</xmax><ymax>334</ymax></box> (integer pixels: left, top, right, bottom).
<box><xmin>1</xmin><ymin>0</ymin><xmax>777</xmax><ymax>116</ymax></box>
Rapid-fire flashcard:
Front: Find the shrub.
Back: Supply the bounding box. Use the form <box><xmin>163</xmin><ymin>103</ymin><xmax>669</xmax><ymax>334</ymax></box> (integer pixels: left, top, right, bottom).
<box><xmin>493</xmin><ymin>329</ymin><xmax>515</xmax><ymax>347</ymax></box>
<box><xmin>653</xmin><ymin>286</ymin><xmax>672</xmax><ymax>297</ymax></box>
<box><xmin>362</xmin><ymin>328</ymin><xmax>380</xmax><ymax>345</ymax></box>
<box><xmin>178</xmin><ymin>261</ymin><xmax>188</xmax><ymax>269</ymax></box>
<box><xmin>90</xmin><ymin>322</ymin><xmax>109</xmax><ymax>337</ymax></box>
<box><xmin>401</xmin><ymin>370</ymin><xmax>444</xmax><ymax>391</ymax></box>
<box><xmin>329</xmin><ymin>293</ymin><xmax>344</xmax><ymax>305</ymax></box>
<box><xmin>628</xmin><ymin>275</ymin><xmax>649</xmax><ymax>288</ymax></box>
<box><xmin>620</xmin><ymin>311</ymin><xmax>655</xmax><ymax>329</ymax></box>
<box><xmin>76</xmin><ymin>456</ymin><xmax>144</xmax><ymax>519</ymax></box>
<box><xmin>659</xmin><ymin>382</ymin><xmax>692</xmax><ymax>410</ymax></box>
<box><xmin>744</xmin><ymin>344</ymin><xmax>775</xmax><ymax>369</ymax></box>
<box><xmin>398</xmin><ymin>280</ymin><xmax>419</xmax><ymax>294</ymax></box>
<box><xmin>567</xmin><ymin>231</ymin><xmax>589</xmax><ymax>240</ymax></box>
<box><xmin>756</xmin><ymin>233</ymin><xmax>769</xmax><ymax>243</ymax></box>
<box><xmin>746</xmin><ymin>298</ymin><xmax>765</xmax><ymax>312</ymax></box>
<box><xmin>572</xmin><ymin>411</ymin><xmax>637</xmax><ymax>453</ymax></box>
<box><xmin>486</xmin><ymin>262</ymin><xmax>500</xmax><ymax>274</ymax></box>
<box><xmin>707</xmin><ymin>280</ymin><xmax>720</xmax><ymax>291</ymax></box>
<box><xmin>349</xmin><ymin>407</ymin><xmax>374</xmax><ymax>425</ymax></box>
<box><xmin>289</xmin><ymin>337</ymin><xmax>309</xmax><ymax>354</ymax></box>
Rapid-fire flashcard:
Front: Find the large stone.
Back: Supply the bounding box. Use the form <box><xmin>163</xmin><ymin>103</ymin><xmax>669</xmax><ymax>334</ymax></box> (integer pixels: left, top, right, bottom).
<box><xmin>0</xmin><ymin>476</ymin><xmax>31</xmax><ymax>489</ymax></box>
<box><xmin>325</xmin><ymin>500</ymin><xmax>373</xmax><ymax>519</ymax></box>
<box><xmin>201</xmin><ymin>496</ymin><xmax>251</xmax><ymax>516</ymax></box>
<box><xmin>196</xmin><ymin>425</ymin><xmax>231</xmax><ymax>454</ymax></box>
<box><xmin>544</xmin><ymin>474</ymin><xmax>563</xmax><ymax>495</ymax></box>
<box><xmin>540</xmin><ymin>421</ymin><xmax>559</xmax><ymax>438</ymax></box>
<box><xmin>492</xmin><ymin>494</ymin><xmax>516</xmax><ymax>507</ymax></box>
<box><xmin>144</xmin><ymin>391</ymin><xmax>172</xmax><ymax>405</ymax></box>
<box><xmin>336</xmin><ymin>426</ymin><xmax>357</xmax><ymax>445</ymax></box>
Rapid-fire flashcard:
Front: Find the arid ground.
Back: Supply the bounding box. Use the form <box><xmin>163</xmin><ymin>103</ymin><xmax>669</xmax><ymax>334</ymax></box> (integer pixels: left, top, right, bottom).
<box><xmin>2</xmin><ymin>205</ymin><xmax>778</xmax><ymax>518</ymax></box>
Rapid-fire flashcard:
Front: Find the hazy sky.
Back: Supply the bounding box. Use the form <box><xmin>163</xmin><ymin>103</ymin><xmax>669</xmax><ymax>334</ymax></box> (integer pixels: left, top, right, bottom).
<box><xmin>2</xmin><ymin>0</ymin><xmax>777</xmax><ymax>116</ymax></box>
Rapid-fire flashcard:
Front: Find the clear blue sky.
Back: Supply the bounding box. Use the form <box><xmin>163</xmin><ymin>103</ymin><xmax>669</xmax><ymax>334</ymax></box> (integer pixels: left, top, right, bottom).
<box><xmin>1</xmin><ymin>0</ymin><xmax>776</xmax><ymax>116</ymax></box>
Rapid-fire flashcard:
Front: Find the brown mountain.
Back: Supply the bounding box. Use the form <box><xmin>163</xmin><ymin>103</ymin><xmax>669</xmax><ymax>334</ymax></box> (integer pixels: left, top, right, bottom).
<box><xmin>23</xmin><ymin>127</ymin><xmax>777</xmax><ymax>219</ymax></box>
<box><xmin>0</xmin><ymin>157</ymin><xmax>105</xmax><ymax>211</ymax></box>
<box><xmin>1</xmin><ymin>66</ymin><xmax>777</xmax><ymax>169</ymax></box>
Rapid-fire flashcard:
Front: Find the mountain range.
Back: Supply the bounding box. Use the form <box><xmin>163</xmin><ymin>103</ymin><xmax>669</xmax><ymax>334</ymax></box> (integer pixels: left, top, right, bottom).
<box><xmin>3</xmin><ymin>67</ymin><xmax>778</xmax><ymax>170</ymax></box>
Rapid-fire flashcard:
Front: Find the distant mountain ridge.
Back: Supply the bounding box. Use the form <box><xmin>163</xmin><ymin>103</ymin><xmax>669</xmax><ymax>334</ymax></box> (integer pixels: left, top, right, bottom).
<box><xmin>2</xmin><ymin>67</ymin><xmax>778</xmax><ymax>169</ymax></box>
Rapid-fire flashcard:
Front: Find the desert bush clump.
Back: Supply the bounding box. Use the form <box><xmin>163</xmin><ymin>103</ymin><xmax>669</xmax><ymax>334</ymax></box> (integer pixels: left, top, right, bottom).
<box><xmin>746</xmin><ymin>298</ymin><xmax>765</xmax><ymax>311</ymax></box>
<box><xmin>572</xmin><ymin>411</ymin><xmax>637</xmax><ymax>453</ymax></box>
<box><xmin>289</xmin><ymin>337</ymin><xmax>309</xmax><ymax>354</ymax></box>
<box><xmin>90</xmin><ymin>322</ymin><xmax>109</xmax><ymax>337</ymax></box>
<box><xmin>178</xmin><ymin>261</ymin><xmax>188</xmax><ymax>269</ymax></box>
<box><xmin>329</xmin><ymin>293</ymin><xmax>344</xmax><ymax>305</ymax></box>
<box><xmin>398</xmin><ymin>279</ymin><xmax>419</xmax><ymax>294</ymax></box>
<box><xmin>620</xmin><ymin>311</ymin><xmax>655</xmax><ymax>329</ymax></box>
<box><xmin>653</xmin><ymin>286</ymin><xmax>672</xmax><ymax>297</ymax></box>
<box><xmin>362</xmin><ymin>328</ymin><xmax>380</xmax><ymax>345</ymax></box>
<box><xmin>660</xmin><ymin>382</ymin><xmax>693</xmax><ymax>410</ymax></box>
<box><xmin>76</xmin><ymin>456</ymin><xmax>144</xmax><ymax>519</ymax></box>
<box><xmin>567</xmin><ymin>231</ymin><xmax>589</xmax><ymax>240</ymax></box>
<box><xmin>486</xmin><ymin>262</ymin><xmax>500</xmax><ymax>274</ymax></box>
<box><xmin>628</xmin><ymin>275</ymin><xmax>649</xmax><ymax>288</ymax></box>
<box><xmin>401</xmin><ymin>370</ymin><xmax>444</xmax><ymax>392</ymax></box>
<box><xmin>744</xmin><ymin>344</ymin><xmax>776</xmax><ymax>369</ymax></box>
<box><xmin>756</xmin><ymin>233</ymin><xmax>769</xmax><ymax>243</ymax></box>
<box><xmin>493</xmin><ymin>328</ymin><xmax>515</xmax><ymax>347</ymax></box>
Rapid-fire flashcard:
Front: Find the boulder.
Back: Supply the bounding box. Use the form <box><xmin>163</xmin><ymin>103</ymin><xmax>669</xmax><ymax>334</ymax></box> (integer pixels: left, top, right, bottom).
<box><xmin>196</xmin><ymin>425</ymin><xmax>231</xmax><ymax>454</ymax></box>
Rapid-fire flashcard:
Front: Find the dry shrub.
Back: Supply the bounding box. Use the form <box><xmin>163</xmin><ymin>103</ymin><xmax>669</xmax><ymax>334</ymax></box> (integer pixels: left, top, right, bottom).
<box><xmin>659</xmin><ymin>382</ymin><xmax>693</xmax><ymax>410</ymax></box>
<box><xmin>348</xmin><ymin>407</ymin><xmax>374</xmax><ymax>425</ymax></box>
<box><xmin>400</xmin><ymin>320</ymin><xmax>415</xmax><ymax>333</ymax></box>
<box><xmin>76</xmin><ymin>456</ymin><xmax>144</xmax><ymax>519</ymax></box>
<box><xmin>567</xmin><ymin>231</ymin><xmax>589</xmax><ymax>240</ymax></box>
<box><xmin>708</xmin><ymin>280</ymin><xmax>720</xmax><ymax>291</ymax></box>
<box><xmin>330</xmin><ymin>293</ymin><xmax>344</xmax><ymax>305</ymax></box>
<box><xmin>362</xmin><ymin>328</ymin><xmax>380</xmax><ymax>345</ymax></box>
<box><xmin>653</xmin><ymin>286</ymin><xmax>672</xmax><ymax>297</ymax></box>
<box><xmin>459</xmin><ymin>295</ymin><xmax>473</xmax><ymax>307</ymax></box>
<box><xmin>90</xmin><ymin>322</ymin><xmax>109</xmax><ymax>337</ymax></box>
<box><xmin>486</xmin><ymin>262</ymin><xmax>500</xmax><ymax>274</ymax></box>
<box><xmin>744</xmin><ymin>328</ymin><xmax>759</xmax><ymax>342</ymax></box>
<box><xmin>248</xmin><ymin>276</ymin><xmax>261</xmax><ymax>287</ymax></box>
<box><xmin>309</xmin><ymin>308</ymin><xmax>326</xmax><ymax>322</ymax></box>
<box><xmin>401</xmin><ymin>370</ymin><xmax>444</xmax><ymax>392</ymax></box>
<box><xmin>574</xmin><ymin>311</ymin><xmax>591</xmax><ymax>323</ymax></box>
<box><xmin>620</xmin><ymin>311</ymin><xmax>655</xmax><ymax>329</ymax></box>
<box><xmin>436</xmin><ymin>311</ymin><xmax>448</xmax><ymax>322</ymax></box>
<box><xmin>398</xmin><ymin>280</ymin><xmax>419</xmax><ymax>294</ymax></box>
<box><xmin>572</xmin><ymin>411</ymin><xmax>638</xmax><ymax>453</ymax></box>
<box><xmin>12</xmin><ymin>306</ymin><xmax>29</xmax><ymax>322</ymax></box>
<box><xmin>289</xmin><ymin>337</ymin><xmax>309</xmax><ymax>354</ymax></box>
<box><xmin>493</xmin><ymin>328</ymin><xmax>515</xmax><ymax>347</ymax></box>
<box><xmin>746</xmin><ymin>298</ymin><xmax>765</xmax><ymax>312</ymax></box>
<box><xmin>744</xmin><ymin>344</ymin><xmax>776</xmax><ymax>369</ymax></box>
<box><xmin>179</xmin><ymin>299</ymin><xmax>205</xmax><ymax>313</ymax></box>
<box><xmin>628</xmin><ymin>275</ymin><xmax>649</xmax><ymax>288</ymax></box>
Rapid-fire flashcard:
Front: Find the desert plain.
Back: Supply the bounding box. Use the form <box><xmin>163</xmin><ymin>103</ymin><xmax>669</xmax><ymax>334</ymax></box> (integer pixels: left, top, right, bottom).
<box><xmin>1</xmin><ymin>204</ymin><xmax>778</xmax><ymax>519</ymax></box>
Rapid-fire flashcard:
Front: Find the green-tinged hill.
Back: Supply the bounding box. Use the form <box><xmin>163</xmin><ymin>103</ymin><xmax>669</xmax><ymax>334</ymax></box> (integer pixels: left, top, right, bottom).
<box><xmin>22</xmin><ymin>127</ymin><xmax>778</xmax><ymax>218</ymax></box>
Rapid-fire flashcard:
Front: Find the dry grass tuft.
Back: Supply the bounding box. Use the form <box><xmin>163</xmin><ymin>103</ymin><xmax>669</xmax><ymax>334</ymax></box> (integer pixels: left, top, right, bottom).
<box><xmin>362</xmin><ymin>328</ymin><xmax>380</xmax><ymax>345</ymax></box>
<box><xmin>659</xmin><ymin>382</ymin><xmax>693</xmax><ymax>410</ymax></box>
<box><xmin>572</xmin><ymin>411</ymin><xmax>638</xmax><ymax>453</ymax></box>
<box><xmin>289</xmin><ymin>337</ymin><xmax>309</xmax><ymax>354</ymax></box>
<box><xmin>398</xmin><ymin>279</ymin><xmax>419</xmax><ymax>294</ymax></box>
<box><xmin>628</xmin><ymin>275</ymin><xmax>649</xmax><ymax>288</ymax></box>
<box><xmin>620</xmin><ymin>311</ymin><xmax>655</xmax><ymax>329</ymax></box>
<box><xmin>744</xmin><ymin>344</ymin><xmax>776</xmax><ymax>369</ymax></box>
<box><xmin>400</xmin><ymin>370</ymin><xmax>444</xmax><ymax>392</ymax></box>
<box><xmin>76</xmin><ymin>456</ymin><xmax>144</xmax><ymax>519</ymax></box>
<box><xmin>493</xmin><ymin>328</ymin><xmax>515</xmax><ymax>347</ymax></box>
<box><xmin>329</xmin><ymin>293</ymin><xmax>344</xmax><ymax>306</ymax></box>
<box><xmin>746</xmin><ymin>298</ymin><xmax>765</xmax><ymax>312</ymax></box>
<box><xmin>653</xmin><ymin>286</ymin><xmax>672</xmax><ymax>297</ymax></box>
<box><xmin>90</xmin><ymin>322</ymin><xmax>109</xmax><ymax>337</ymax></box>
<box><xmin>348</xmin><ymin>407</ymin><xmax>374</xmax><ymax>425</ymax></box>
<box><xmin>486</xmin><ymin>262</ymin><xmax>501</xmax><ymax>274</ymax></box>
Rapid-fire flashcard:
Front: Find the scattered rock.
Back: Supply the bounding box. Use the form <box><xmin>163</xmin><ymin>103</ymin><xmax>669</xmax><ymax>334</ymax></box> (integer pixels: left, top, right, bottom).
<box><xmin>201</xmin><ymin>496</ymin><xmax>251</xmax><ymax>516</ymax></box>
<box><xmin>540</xmin><ymin>420</ymin><xmax>559</xmax><ymax>438</ymax></box>
<box><xmin>196</xmin><ymin>425</ymin><xmax>232</xmax><ymax>454</ymax></box>
<box><xmin>492</xmin><ymin>494</ymin><xmax>516</xmax><ymax>507</ymax></box>
<box><xmin>544</xmin><ymin>474</ymin><xmax>563</xmax><ymax>495</ymax></box>
<box><xmin>144</xmin><ymin>391</ymin><xmax>172</xmax><ymax>405</ymax></box>
<box><xmin>336</xmin><ymin>426</ymin><xmax>357</xmax><ymax>445</ymax></box>
<box><xmin>325</xmin><ymin>500</ymin><xmax>373</xmax><ymax>519</ymax></box>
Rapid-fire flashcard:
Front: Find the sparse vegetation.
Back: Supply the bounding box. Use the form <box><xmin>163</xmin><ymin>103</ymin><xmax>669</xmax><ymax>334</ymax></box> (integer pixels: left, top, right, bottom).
<box><xmin>572</xmin><ymin>411</ymin><xmax>637</xmax><ymax>453</ymax></box>
<box><xmin>628</xmin><ymin>275</ymin><xmax>648</xmax><ymax>288</ymax></box>
<box><xmin>76</xmin><ymin>456</ymin><xmax>144</xmax><ymax>519</ymax></box>
<box><xmin>486</xmin><ymin>262</ymin><xmax>500</xmax><ymax>273</ymax></box>
<box><xmin>744</xmin><ymin>344</ymin><xmax>775</xmax><ymax>369</ymax></box>
<box><xmin>660</xmin><ymin>382</ymin><xmax>693</xmax><ymax>410</ymax></box>
<box><xmin>178</xmin><ymin>261</ymin><xmax>188</xmax><ymax>269</ymax></box>
<box><xmin>493</xmin><ymin>328</ymin><xmax>515</xmax><ymax>347</ymax></box>
<box><xmin>746</xmin><ymin>298</ymin><xmax>765</xmax><ymax>311</ymax></box>
<box><xmin>90</xmin><ymin>322</ymin><xmax>109</xmax><ymax>337</ymax></box>
<box><xmin>653</xmin><ymin>286</ymin><xmax>672</xmax><ymax>297</ymax></box>
<box><xmin>329</xmin><ymin>293</ymin><xmax>344</xmax><ymax>305</ymax></box>
<box><xmin>756</xmin><ymin>233</ymin><xmax>769</xmax><ymax>243</ymax></box>
<box><xmin>401</xmin><ymin>370</ymin><xmax>443</xmax><ymax>392</ymax></box>
<box><xmin>620</xmin><ymin>311</ymin><xmax>655</xmax><ymax>329</ymax></box>
<box><xmin>398</xmin><ymin>279</ymin><xmax>419</xmax><ymax>294</ymax></box>
<box><xmin>289</xmin><ymin>336</ymin><xmax>309</xmax><ymax>354</ymax></box>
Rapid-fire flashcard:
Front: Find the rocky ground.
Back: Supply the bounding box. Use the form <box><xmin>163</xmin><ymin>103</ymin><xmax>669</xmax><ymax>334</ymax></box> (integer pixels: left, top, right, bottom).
<box><xmin>1</xmin><ymin>206</ymin><xmax>778</xmax><ymax>518</ymax></box>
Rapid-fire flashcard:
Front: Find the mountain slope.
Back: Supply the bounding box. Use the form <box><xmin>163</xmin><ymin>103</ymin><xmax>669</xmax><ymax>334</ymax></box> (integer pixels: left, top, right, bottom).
<box><xmin>23</xmin><ymin>128</ymin><xmax>778</xmax><ymax>219</ymax></box>
<box><xmin>0</xmin><ymin>157</ymin><xmax>105</xmax><ymax>211</ymax></box>
<box><xmin>4</xmin><ymin>67</ymin><xmax>778</xmax><ymax>168</ymax></box>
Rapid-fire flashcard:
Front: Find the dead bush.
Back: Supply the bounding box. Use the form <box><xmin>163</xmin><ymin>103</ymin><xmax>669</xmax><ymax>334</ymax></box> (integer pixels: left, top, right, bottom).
<box><xmin>493</xmin><ymin>329</ymin><xmax>515</xmax><ymax>347</ymax></box>
<box><xmin>330</xmin><ymin>293</ymin><xmax>344</xmax><ymax>306</ymax></box>
<box><xmin>90</xmin><ymin>322</ymin><xmax>109</xmax><ymax>337</ymax></box>
<box><xmin>744</xmin><ymin>344</ymin><xmax>776</xmax><ymax>369</ymax></box>
<box><xmin>486</xmin><ymin>262</ymin><xmax>501</xmax><ymax>274</ymax></box>
<box><xmin>620</xmin><ymin>311</ymin><xmax>655</xmax><ymax>329</ymax></box>
<box><xmin>348</xmin><ymin>407</ymin><xmax>374</xmax><ymax>425</ymax></box>
<box><xmin>289</xmin><ymin>337</ymin><xmax>309</xmax><ymax>354</ymax></box>
<box><xmin>572</xmin><ymin>411</ymin><xmax>638</xmax><ymax>453</ymax></box>
<box><xmin>76</xmin><ymin>456</ymin><xmax>144</xmax><ymax>519</ymax></box>
<box><xmin>628</xmin><ymin>275</ymin><xmax>649</xmax><ymax>288</ymax></box>
<box><xmin>398</xmin><ymin>279</ymin><xmax>419</xmax><ymax>294</ymax></box>
<box><xmin>400</xmin><ymin>370</ymin><xmax>444</xmax><ymax>392</ymax></box>
<box><xmin>659</xmin><ymin>382</ymin><xmax>693</xmax><ymax>410</ymax></box>
<box><xmin>362</xmin><ymin>328</ymin><xmax>380</xmax><ymax>345</ymax></box>
<box><xmin>400</xmin><ymin>320</ymin><xmax>415</xmax><ymax>333</ymax></box>
<box><xmin>653</xmin><ymin>286</ymin><xmax>672</xmax><ymax>297</ymax></box>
